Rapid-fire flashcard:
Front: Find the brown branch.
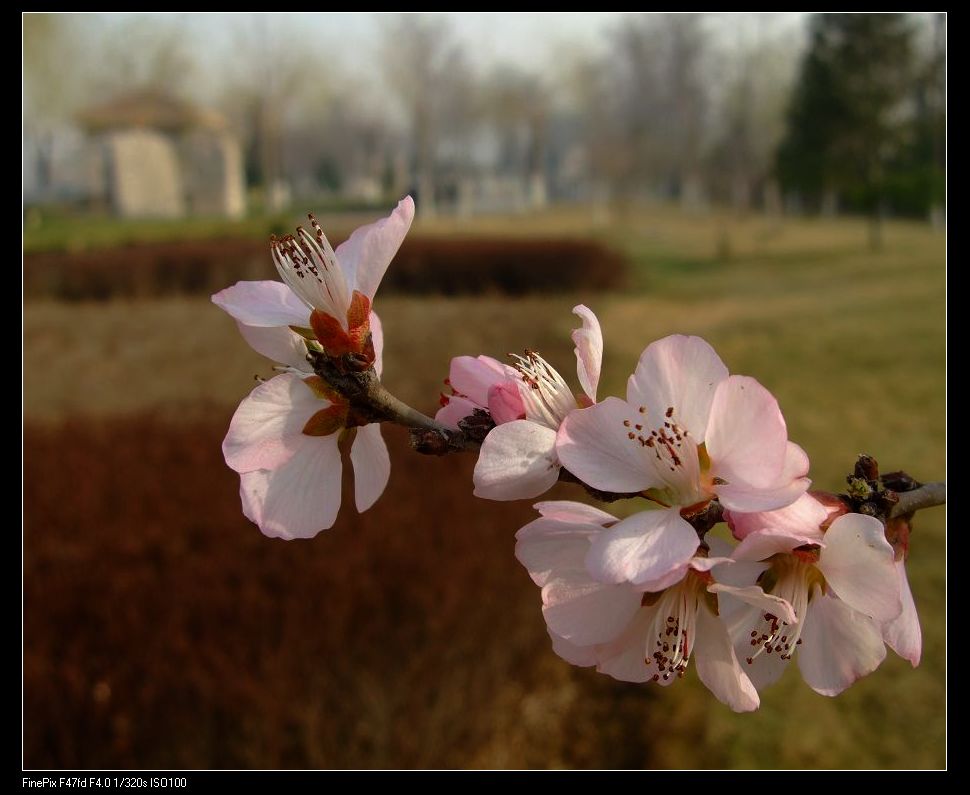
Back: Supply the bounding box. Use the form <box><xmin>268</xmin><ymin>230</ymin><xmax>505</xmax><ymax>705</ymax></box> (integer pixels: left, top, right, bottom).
<box><xmin>890</xmin><ymin>482</ymin><xmax>946</xmax><ymax>519</ymax></box>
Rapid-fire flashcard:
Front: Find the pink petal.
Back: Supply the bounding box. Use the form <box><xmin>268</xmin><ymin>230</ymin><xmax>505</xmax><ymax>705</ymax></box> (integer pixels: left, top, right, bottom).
<box><xmin>543</xmin><ymin>576</ymin><xmax>643</xmax><ymax>647</ymax></box>
<box><xmin>706</xmin><ymin>376</ymin><xmax>788</xmax><ymax>489</ymax></box>
<box><xmin>883</xmin><ymin>560</ymin><xmax>922</xmax><ymax>667</ymax></box>
<box><xmin>487</xmin><ymin>380</ymin><xmax>526</xmax><ymax>424</ymax></box>
<box><xmin>625</xmin><ymin>335</ymin><xmax>729</xmax><ymax>441</ymax></box>
<box><xmin>818</xmin><ymin>514</ymin><xmax>900</xmax><ymax>623</ymax></box>
<box><xmin>473</xmin><ymin>420</ymin><xmax>560</xmax><ymax>500</ymax></box>
<box><xmin>596</xmin><ymin>609</ymin><xmax>657</xmax><ymax>684</ymax></box>
<box><xmin>725</xmin><ymin>492</ymin><xmax>828</xmax><ymax>541</ymax></box>
<box><xmin>585</xmin><ymin>508</ymin><xmax>699</xmax><ymax>586</ymax></box>
<box><xmin>730</xmin><ymin>528</ymin><xmax>821</xmax><ymax>562</ymax></box>
<box><xmin>449</xmin><ymin>355</ymin><xmax>509</xmax><ymax>406</ymax></box>
<box><xmin>369</xmin><ymin>311</ymin><xmax>384</xmax><ymax>378</ymax></box>
<box><xmin>239</xmin><ymin>433</ymin><xmax>343</xmax><ymax>539</ymax></box>
<box><xmin>222</xmin><ymin>374</ymin><xmax>325</xmax><ymax>473</ymax></box>
<box><xmin>693</xmin><ymin>604</ymin><xmax>760</xmax><ymax>712</ymax></box>
<box><xmin>237</xmin><ymin>322</ymin><xmax>311</xmax><ymax>371</ymax></box>
<box><xmin>336</xmin><ymin>195</ymin><xmax>415</xmax><ymax>300</ymax></box>
<box><xmin>797</xmin><ymin>587</ymin><xmax>886</xmax><ymax>696</ymax></box>
<box><xmin>350</xmin><ymin>423</ymin><xmax>390</xmax><ymax>512</ymax></box>
<box><xmin>556</xmin><ymin>397</ymin><xmax>657</xmax><ymax>493</ymax></box>
<box><xmin>533</xmin><ymin>501</ymin><xmax>617</xmax><ymax>526</ymax></box>
<box><xmin>715</xmin><ymin>477</ymin><xmax>811</xmax><ymax>514</ymax></box>
<box><xmin>435</xmin><ymin>395</ymin><xmax>482</xmax><ymax>430</ymax></box>
<box><xmin>212</xmin><ymin>280</ymin><xmax>310</xmax><ymax>327</ymax></box>
<box><xmin>516</xmin><ymin>517</ymin><xmax>602</xmax><ymax>587</ymax></box>
<box><xmin>550</xmin><ymin>631</ymin><xmax>599</xmax><ymax>667</ymax></box>
<box><xmin>571</xmin><ymin>304</ymin><xmax>603</xmax><ymax>403</ymax></box>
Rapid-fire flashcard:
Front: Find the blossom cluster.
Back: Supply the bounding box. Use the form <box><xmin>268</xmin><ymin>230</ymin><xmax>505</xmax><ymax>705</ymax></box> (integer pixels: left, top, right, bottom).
<box><xmin>213</xmin><ymin>198</ymin><xmax>922</xmax><ymax>712</ymax></box>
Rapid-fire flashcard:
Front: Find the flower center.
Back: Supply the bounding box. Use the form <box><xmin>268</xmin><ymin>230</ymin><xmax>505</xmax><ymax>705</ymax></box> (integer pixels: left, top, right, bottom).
<box><xmin>645</xmin><ymin>574</ymin><xmax>703</xmax><ymax>682</ymax></box>
<box><xmin>271</xmin><ymin>214</ymin><xmax>352</xmax><ymax>328</ymax></box>
<box><xmin>623</xmin><ymin>405</ymin><xmax>706</xmax><ymax>504</ymax></box>
<box><xmin>511</xmin><ymin>350</ymin><xmax>578</xmax><ymax>429</ymax></box>
<box><xmin>744</xmin><ymin>557</ymin><xmax>820</xmax><ymax>666</ymax></box>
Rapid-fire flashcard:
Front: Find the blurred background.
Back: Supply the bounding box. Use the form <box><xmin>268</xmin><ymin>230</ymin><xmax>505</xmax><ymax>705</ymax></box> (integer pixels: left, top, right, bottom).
<box><xmin>23</xmin><ymin>12</ymin><xmax>945</xmax><ymax>769</ymax></box>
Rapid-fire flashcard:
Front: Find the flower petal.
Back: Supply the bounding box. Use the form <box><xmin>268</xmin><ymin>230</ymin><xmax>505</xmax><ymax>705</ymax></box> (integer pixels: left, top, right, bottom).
<box><xmin>693</xmin><ymin>604</ymin><xmax>760</xmax><ymax>712</ymax></box>
<box><xmin>239</xmin><ymin>433</ymin><xmax>343</xmax><ymax>539</ymax></box>
<box><xmin>706</xmin><ymin>375</ymin><xmax>790</xmax><ymax>489</ymax></box>
<box><xmin>725</xmin><ymin>492</ymin><xmax>827</xmax><ymax>541</ymax></box>
<box><xmin>550</xmin><ymin>631</ymin><xmax>599</xmax><ymax>667</ymax></box>
<box><xmin>516</xmin><ymin>517</ymin><xmax>602</xmax><ymax>586</ymax></box>
<box><xmin>350</xmin><ymin>423</ymin><xmax>390</xmax><ymax>512</ymax></box>
<box><xmin>369</xmin><ymin>311</ymin><xmax>384</xmax><ymax>378</ymax></box>
<box><xmin>435</xmin><ymin>395</ymin><xmax>483</xmax><ymax>430</ymax></box>
<box><xmin>585</xmin><ymin>508</ymin><xmax>699</xmax><ymax>586</ymax></box>
<box><xmin>223</xmin><ymin>374</ymin><xmax>325</xmax><ymax>473</ymax></box>
<box><xmin>557</xmin><ymin>397</ymin><xmax>657</xmax><ymax>493</ymax></box>
<box><xmin>708</xmin><ymin>583</ymin><xmax>797</xmax><ymax>626</ymax></box>
<box><xmin>486</xmin><ymin>380</ymin><xmax>526</xmax><ymax>424</ymax></box>
<box><xmin>596</xmin><ymin>608</ymin><xmax>657</xmax><ymax>683</ymax></box>
<box><xmin>212</xmin><ymin>280</ymin><xmax>310</xmax><ymax>327</ymax></box>
<box><xmin>533</xmin><ymin>501</ymin><xmax>617</xmax><ymax>526</ymax></box>
<box><xmin>449</xmin><ymin>355</ymin><xmax>509</xmax><ymax>406</ymax></box>
<box><xmin>336</xmin><ymin>195</ymin><xmax>415</xmax><ymax>299</ymax></box>
<box><xmin>883</xmin><ymin>560</ymin><xmax>922</xmax><ymax>667</ymax></box>
<box><xmin>797</xmin><ymin>586</ymin><xmax>886</xmax><ymax>696</ymax></box>
<box><xmin>728</xmin><ymin>606</ymin><xmax>793</xmax><ymax>691</ymax></box>
<box><xmin>818</xmin><ymin>514</ymin><xmax>900</xmax><ymax>623</ymax></box>
<box><xmin>473</xmin><ymin>420</ymin><xmax>560</xmax><ymax>500</ymax></box>
<box><xmin>571</xmin><ymin>304</ymin><xmax>603</xmax><ymax>403</ymax></box>
<box><xmin>626</xmin><ymin>335</ymin><xmax>729</xmax><ymax>441</ymax></box>
<box><xmin>237</xmin><ymin>322</ymin><xmax>311</xmax><ymax>371</ymax></box>
<box><xmin>730</xmin><ymin>528</ymin><xmax>821</xmax><ymax>562</ymax></box>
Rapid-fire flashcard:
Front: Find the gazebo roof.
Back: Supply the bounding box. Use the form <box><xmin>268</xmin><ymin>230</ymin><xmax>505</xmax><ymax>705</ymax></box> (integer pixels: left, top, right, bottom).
<box><xmin>78</xmin><ymin>89</ymin><xmax>228</xmax><ymax>133</ymax></box>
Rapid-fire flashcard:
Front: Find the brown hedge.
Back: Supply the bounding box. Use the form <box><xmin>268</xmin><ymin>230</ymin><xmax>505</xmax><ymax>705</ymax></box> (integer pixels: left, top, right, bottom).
<box><xmin>23</xmin><ymin>237</ymin><xmax>627</xmax><ymax>301</ymax></box>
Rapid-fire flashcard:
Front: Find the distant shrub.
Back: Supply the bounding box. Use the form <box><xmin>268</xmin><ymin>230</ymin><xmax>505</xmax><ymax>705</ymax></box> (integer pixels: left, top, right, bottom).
<box><xmin>24</xmin><ymin>237</ymin><xmax>627</xmax><ymax>301</ymax></box>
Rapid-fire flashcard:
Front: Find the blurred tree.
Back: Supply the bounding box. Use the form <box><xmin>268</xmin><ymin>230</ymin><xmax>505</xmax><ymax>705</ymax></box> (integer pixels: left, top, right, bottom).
<box><xmin>776</xmin><ymin>13</ymin><xmax>918</xmax><ymax>245</ymax></box>
<box><xmin>380</xmin><ymin>14</ymin><xmax>477</xmax><ymax>216</ymax></box>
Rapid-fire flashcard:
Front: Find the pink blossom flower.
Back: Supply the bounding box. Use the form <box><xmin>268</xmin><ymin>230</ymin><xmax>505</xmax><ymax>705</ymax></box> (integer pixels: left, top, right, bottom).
<box><xmin>435</xmin><ymin>355</ymin><xmax>525</xmax><ymax>429</ymax></box>
<box><xmin>212</xmin><ymin>196</ymin><xmax>413</xmax><ymax>369</ymax></box>
<box><xmin>557</xmin><ymin>335</ymin><xmax>810</xmax><ymax>587</ymax></box>
<box><xmin>722</xmin><ymin>498</ymin><xmax>902</xmax><ymax>696</ymax></box>
<box><xmin>472</xmin><ymin>305</ymin><xmax>603</xmax><ymax>500</ymax></box>
<box><xmin>515</xmin><ymin>501</ymin><xmax>795</xmax><ymax>712</ymax></box>
<box><xmin>212</xmin><ymin>198</ymin><xmax>415</xmax><ymax>538</ymax></box>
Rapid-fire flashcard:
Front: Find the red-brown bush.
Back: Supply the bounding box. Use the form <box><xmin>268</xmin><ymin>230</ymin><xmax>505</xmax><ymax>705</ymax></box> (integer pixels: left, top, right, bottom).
<box><xmin>24</xmin><ymin>417</ymin><xmax>662</xmax><ymax>769</ymax></box>
<box><xmin>23</xmin><ymin>238</ymin><xmax>627</xmax><ymax>302</ymax></box>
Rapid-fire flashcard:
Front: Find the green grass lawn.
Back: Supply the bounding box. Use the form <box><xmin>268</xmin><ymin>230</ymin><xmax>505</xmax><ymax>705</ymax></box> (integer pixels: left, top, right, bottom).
<box><xmin>24</xmin><ymin>206</ymin><xmax>945</xmax><ymax>768</ymax></box>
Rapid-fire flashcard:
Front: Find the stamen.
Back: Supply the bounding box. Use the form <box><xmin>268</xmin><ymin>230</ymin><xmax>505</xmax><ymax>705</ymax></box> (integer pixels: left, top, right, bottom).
<box><xmin>510</xmin><ymin>350</ymin><xmax>578</xmax><ymax>429</ymax></box>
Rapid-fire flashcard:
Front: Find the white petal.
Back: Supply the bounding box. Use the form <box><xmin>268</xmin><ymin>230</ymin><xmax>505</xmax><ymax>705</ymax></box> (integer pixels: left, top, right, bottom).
<box><xmin>731</xmin><ymin>528</ymin><xmax>821</xmax><ymax>562</ymax></box>
<box><xmin>239</xmin><ymin>433</ymin><xmax>343</xmax><ymax>539</ymax></box>
<box><xmin>350</xmin><ymin>423</ymin><xmax>390</xmax><ymax>512</ymax></box>
<box><xmin>709</xmin><ymin>583</ymin><xmax>797</xmax><ymax>626</ymax></box>
<box><xmin>596</xmin><ymin>608</ymin><xmax>657</xmax><ymax>683</ymax></box>
<box><xmin>212</xmin><ymin>280</ymin><xmax>310</xmax><ymax>327</ymax></box>
<box><xmin>626</xmin><ymin>335</ymin><xmax>729</xmax><ymax>441</ymax></box>
<box><xmin>237</xmin><ymin>322</ymin><xmax>311</xmax><ymax>371</ymax></box>
<box><xmin>715</xmin><ymin>477</ymin><xmax>811</xmax><ymax>514</ymax></box>
<box><xmin>435</xmin><ymin>395</ymin><xmax>483</xmax><ymax>430</ymax></box>
<box><xmin>533</xmin><ymin>501</ymin><xmax>617</xmax><ymax>526</ymax></box>
<box><xmin>797</xmin><ymin>587</ymin><xmax>886</xmax><ymax>697</ymax></box>
<box><xmin>336</xmin><ymin>195</ymin><xmax>415</xmax><ymax>299</ymax></box>
<box><xmin>515</xmin><ymin>516</ymin><xmax>602</xmax><ymax>586</ymax></box>
<box><xmin>557</xmin><ymin>397</ymin><xmax>657</xmax><ymax>493</ymax></box>
<box><xmin>883</xmin><ymin>560</ymin><xmax>922</xmax><ymax>667</ymax></box>
<box><xmin>585</xmin><ymin>508</ymin><xmax>699</xmax><ymax>586</ymax></box>
<box><xmin>222</xmin><ymin>374</ymin><xmax>325</xmax><ymax>473</ymax></box>
<box><xmin>473</xmin><ymin>420</ymin><xmax>560</xmax><ymax>501</ymax></box>
<box><xmin>818</xmin><ymin>514</ymin><xmax>900</xmax><ymax>622</ymax></box>
<box><xmin>571</xmin><ymin>304</ymin><xmax>603</xmax><ymax>403</ymax></box>
<box><xmin>693</xmin><ymin>604</ymin><xmax>760</xmax><ymax>712</ymax></box>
